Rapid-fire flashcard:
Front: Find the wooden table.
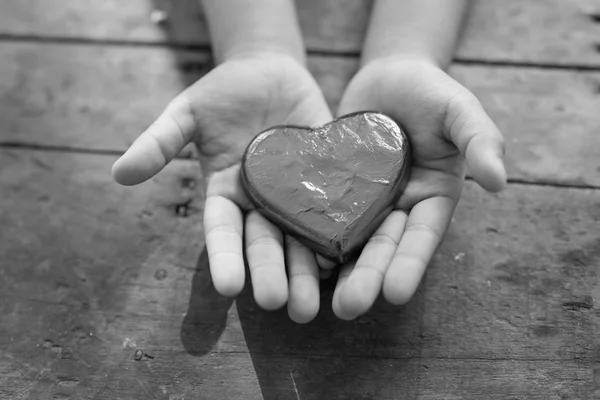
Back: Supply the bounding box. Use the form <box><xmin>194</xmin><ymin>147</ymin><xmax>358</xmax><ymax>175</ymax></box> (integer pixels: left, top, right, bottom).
<box><xmin>1</xmin><ymin>1</ymin><xmax>600</xmax><ymax>399</ymax></box>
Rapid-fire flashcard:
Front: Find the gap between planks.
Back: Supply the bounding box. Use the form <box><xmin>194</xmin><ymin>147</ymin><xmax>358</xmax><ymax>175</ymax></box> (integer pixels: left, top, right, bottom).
<box><xmin>0</xmin><ymin>33</ymin><xmax>599</xmax><ymax>72</ymax></box>
<box><xmin>1</xmin><ymin>142</ymin><xmax>599</xmax><ymax>191</ymax></box>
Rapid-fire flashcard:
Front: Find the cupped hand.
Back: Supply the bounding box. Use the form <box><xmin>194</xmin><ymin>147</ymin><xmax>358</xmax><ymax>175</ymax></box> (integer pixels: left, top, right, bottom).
<box><xmin>112</xmin><ymin>53</ymin><xmax>333</xmax><ymax>323</ymax></box>
<box><xmin>331</xmin><ymin>58</ymin><xmax>507</xmax><ymax>320</ymax></box>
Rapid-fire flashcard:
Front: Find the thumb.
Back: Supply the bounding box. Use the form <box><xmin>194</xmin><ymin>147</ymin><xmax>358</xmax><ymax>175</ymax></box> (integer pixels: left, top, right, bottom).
<box><xmin>112</xmin><ymin>97</ymin><xmax>196</xmax><ymax>186</ymax></box>
<box><xmin>444</xmin><ymin>91</ymin><xmax>507</xmax><ymax>192</ymax></box>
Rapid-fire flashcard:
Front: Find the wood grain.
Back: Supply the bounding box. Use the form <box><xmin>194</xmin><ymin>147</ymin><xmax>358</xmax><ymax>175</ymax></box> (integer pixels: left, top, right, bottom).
<box><xmin>2</xmin><ymin>1</ymin><xmax>598</xmax><ymax>399</ymax></box>
<box><xmin>0</xmin><ymin>42</ymin><xmax>198</xmax><ymax>152</ymax></box>
<box><xmin>1</xmin><ymin>0</ymin><xmax>600</xmax><ymax>66</ymax></box>
<box><xmin>0</xmin><ymin>149</ymin><xmax>208</xmax><ymax>399</ymax></box>
<box><xmin>1</xmin><ymin>149</ymin><xmax>599</xmax><ymax>399</ymax></box>
<box><xmin>1</xmin><ymin>42</ymin><xmax>599</xmax><ymax>187</ymax></box>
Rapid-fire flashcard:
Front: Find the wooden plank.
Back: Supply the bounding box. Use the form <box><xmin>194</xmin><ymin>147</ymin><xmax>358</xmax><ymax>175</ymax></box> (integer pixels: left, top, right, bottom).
<box><xmin>2</xmin><ymin>149</ymin><xmax>600</xmax><ymax>398</ymax></box>
<box><xmin>1</xmin><ymin>0</ymin><xmax>600</xmax><ymax>66</ymax></box>
<box><xmin>0</xmin><ymin>149</ymin><xmax>209</xmax><ymax>398</ymax></box>
<box><xmin>450</xmin><ymin>64</ymin><xmax>600</xmax><ymax>187</ymax></box>
<box><xmin>457</xmin><ymin>0</ymin><xmax>600</xmax><ymax>66</ymax></box>
<box><xmin>0</xmin><ymin>42</ymin><xmax>195</xmax><ymax>152</ymax></box>
<box><xmin>1</xmin><ymin>42</ymin><xmax>599</xmax><ymax>187</ymax></box>
<box><xmin>416</xmin><ymin>360</ymin><xmax>593</xmax><ymax>399</ymax></box>
<box><xmin>423</xmin><ymin>182</ymin><xmax>600</xmax><ymax>363</ymax></box>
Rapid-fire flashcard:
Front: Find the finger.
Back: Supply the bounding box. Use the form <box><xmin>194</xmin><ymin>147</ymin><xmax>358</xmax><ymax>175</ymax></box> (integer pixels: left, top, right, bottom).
<box><xmin>205</xmin><ymin>164</ymin><xmax>255</xmax><ymax>211</ymax></box>
<box><xmin>245</xmin><ymin>211</ymin><xmax>288</xmax><ymax>310</ymax></box>
<box><xmin>383</xmin><ymin>196</ymin><xmax>456</xmax><ymax>305</ymax></box>
<box><xmin>316</xmin><ymin>254</ymin><xmax>337</xmax><ymax>270</ymax></box>
<box><xmin>332</xmin><ymin>211</ymin><xmax>408</xmax><ymax>320</ymax></box>
<box><xmin>112</xmin><ymin>97</ymin><xmax>196</xmax><ymax>185</ymax></box>
<box><xmin>286</xmin><ymin>236</ymin><xmax>320</xmax><ymax>323</ymax></box>
<box><xmin>204</xmin><ymin>195</ymin><xmax>245</xmax><ymax>297</ymax></box>
<box><xmin>444</xmin><ymin>90</ymin><xmax>507</xmax><ymax>192</ymax></box>
<box><xmin>331</xmin><ymin>260</ymin><xmax>355</xmax><ymax>319</ymax></box>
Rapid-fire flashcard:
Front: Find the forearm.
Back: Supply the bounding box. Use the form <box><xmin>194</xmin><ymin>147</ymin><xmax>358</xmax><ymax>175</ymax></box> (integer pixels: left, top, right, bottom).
<box><xmin>361</xmin><ymin>0</ymin><xmax>469</xmax><ymax>69</ymax></box>
<box><xmin>200</xmin><ymin>0</ymin><xmax>305</xmax><ymax>65</ymax></box>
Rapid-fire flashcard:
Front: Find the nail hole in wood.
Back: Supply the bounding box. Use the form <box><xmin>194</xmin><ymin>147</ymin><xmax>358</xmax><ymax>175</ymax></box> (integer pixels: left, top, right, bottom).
<box><xmin>590</xmin><ymin>14</ymin><xmax>600</xmax><ymax>23</ymax></box>
<box><xmin>175</xmin><ymin>201</ymin><xmax>191</xmax><ymax>217</ymax></box>
<box><xmin>174</xmin><ymin>199</ymin><xmax>198</xmax><ymax>217</ymax></box>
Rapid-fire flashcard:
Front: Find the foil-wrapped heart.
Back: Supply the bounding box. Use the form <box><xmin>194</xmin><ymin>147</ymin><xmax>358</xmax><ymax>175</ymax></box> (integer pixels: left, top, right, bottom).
<box><xmin>241</xmin><ymin>112</ymin><xmax>411</xmax><ymax>263</ymax></box>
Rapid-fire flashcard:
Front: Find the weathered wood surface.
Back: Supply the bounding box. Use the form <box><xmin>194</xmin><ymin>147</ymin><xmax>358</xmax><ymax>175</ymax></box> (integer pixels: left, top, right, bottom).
<box><xmin>2</xmin><ymin>0</ymin><xmax>600</xmax><ymax>398</ymax></box>
<box><xmin>2</xmin><ymin>150</ymin><xmax>599</xmax><ymax>399</ymax></box>
<box><xmin>0</xmin><ymin>43</ymin><xmax>192</xmax><ymax>152</ymax></box>
<box><xmin>2</xmin><ymin>42</ymin><xmax>600</xmax><ymax>187</ymax></box>
<box><xmin>2</xmin><ymin>0</ymin><xmax>600</xmax><ymax>66</ymax></box>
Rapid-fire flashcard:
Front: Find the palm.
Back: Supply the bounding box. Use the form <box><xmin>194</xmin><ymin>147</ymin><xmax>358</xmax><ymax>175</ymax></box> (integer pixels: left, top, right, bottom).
<box><xmin>339</xmin><ymin>60</ymin><xmax>472</xmax><ymax>207</ymax></box>
<box><xmin>331</xmin><ymin>59</ymin><xmax>506</xmax><ymax>320</ymax></box>
<box><xmin>113</xmin><ymin>54</ymin><xmax>333</xmax><ymax>323</ymax></box>
<box><xmin>186</xmin><ymin>55</ymin><xmax>331</xmax><ymax>179</ymax></box>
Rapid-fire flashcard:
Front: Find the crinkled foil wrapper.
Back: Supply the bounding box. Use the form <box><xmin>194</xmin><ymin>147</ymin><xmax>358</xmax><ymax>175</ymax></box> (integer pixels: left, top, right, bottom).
<box><xmin>241</xmin><ymin>111</ymin><xmax>411</xmax><ymax>263</ymax></box>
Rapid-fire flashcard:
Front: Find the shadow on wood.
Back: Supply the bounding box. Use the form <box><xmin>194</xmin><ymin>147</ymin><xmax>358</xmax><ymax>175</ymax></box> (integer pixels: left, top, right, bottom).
<box><xmin>181</xmin><ymin>246</ymin><xmax>425</xmax><ymax>399</ymax></box>
<box><xmin>180</xmin><ymin>248</ymin><xmax>234</xmax><ymax>356</ymax></box>
<box><xmin>149</xmin><ymin>0</ymin><xmax>213</xmax><ymax>84</ymax></box>
<box><xmin>149</xmin><ymin>0</ymin><xmax>208</xmax><ymax>50</ymax></box>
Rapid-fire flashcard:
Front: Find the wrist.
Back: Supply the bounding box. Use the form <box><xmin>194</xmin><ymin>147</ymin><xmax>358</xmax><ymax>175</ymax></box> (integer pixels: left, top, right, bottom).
<box><xmin>201</xmin><ymin>0</ymin><xmax>306</xmax><ymax>65</ymax></box>
<box><xmin>361</xmin><ymin>53</ymin><xmax>440</xmax><ymax>71</ymax></box>
<box><xmin>219</xmin><ymin>42</ymin><xmax>305</xmax><ymax>65</ymax></box>
<box><xmin>218</xmin><ymin>48</ymin><xmax>306</xmax><ymax>72</ymax></box>
<box><xmin>360</xmin><ymin>0</ymin><xmax>468</xmax><ymax>71</ymax></box>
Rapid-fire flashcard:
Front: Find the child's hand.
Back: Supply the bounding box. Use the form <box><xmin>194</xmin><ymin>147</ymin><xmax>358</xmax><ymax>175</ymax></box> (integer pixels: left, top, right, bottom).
<box><xmin>112</xmin><ymin>53</ymin><xmax>332</xmax><ymax>323</ymax></box>
<box><xmin>331</xmin><ymin>58</ymin><xmax>507</xmax><ymax>320</ymax></box>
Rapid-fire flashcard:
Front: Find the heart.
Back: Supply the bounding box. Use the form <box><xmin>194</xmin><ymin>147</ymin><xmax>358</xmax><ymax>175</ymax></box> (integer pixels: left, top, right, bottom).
<box><xmin>241</xmin><ymin>111</ymin><xmax>411</xmax><ymax>264</ymax></box>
